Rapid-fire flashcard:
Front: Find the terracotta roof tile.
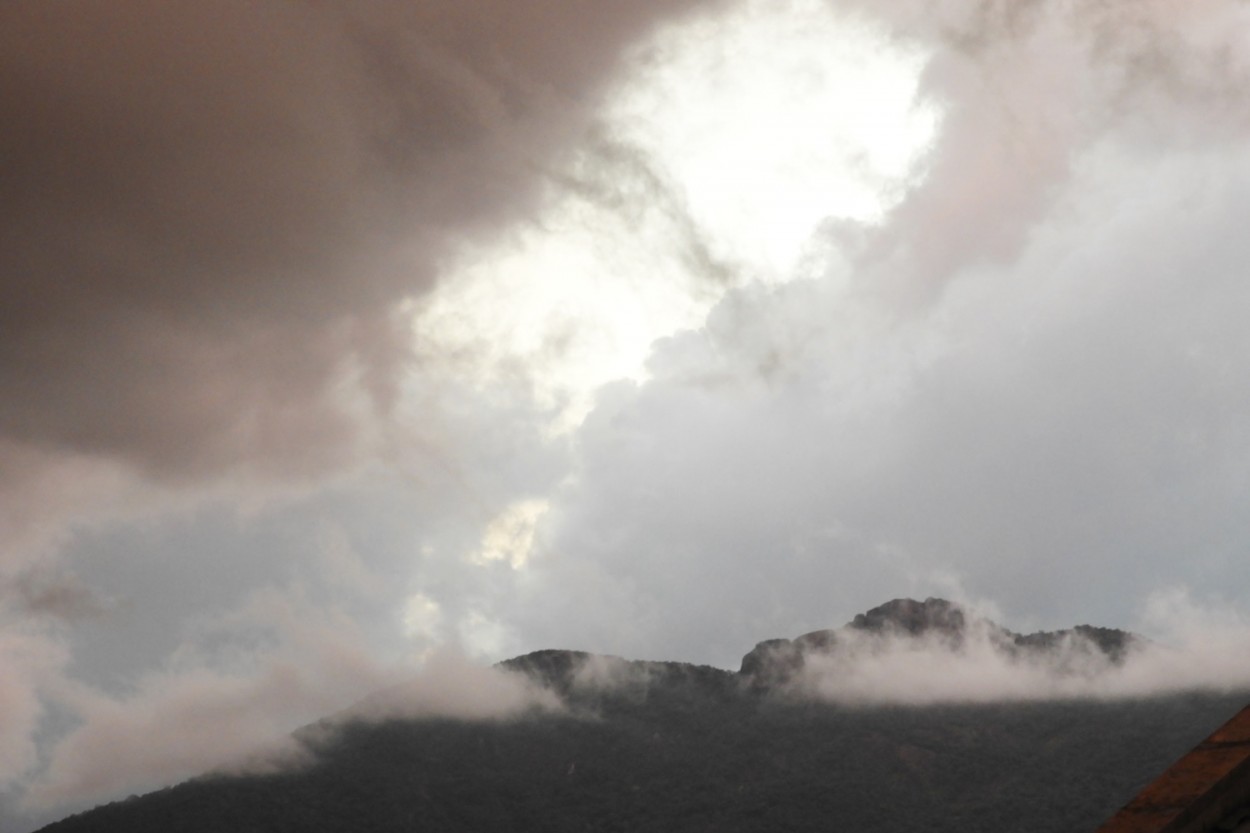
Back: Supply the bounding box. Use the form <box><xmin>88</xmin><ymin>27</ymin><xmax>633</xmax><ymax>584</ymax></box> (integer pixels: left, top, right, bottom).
<box><xmin>1096</xmin><ymin>705</ymin><xmax>1250</xmax><ymax>833</ymax></box>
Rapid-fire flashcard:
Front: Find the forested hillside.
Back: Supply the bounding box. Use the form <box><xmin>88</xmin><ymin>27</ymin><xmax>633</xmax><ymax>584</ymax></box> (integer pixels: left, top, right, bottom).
<box><xmin>37</xmin><ymin>600</ymin><xmax>1249</xmax><ymax>833</ymax></box>
<box><xmin>38</xmin><ymin>665</ymin><xmax>1247</xmax><ymax>833</ymax></box>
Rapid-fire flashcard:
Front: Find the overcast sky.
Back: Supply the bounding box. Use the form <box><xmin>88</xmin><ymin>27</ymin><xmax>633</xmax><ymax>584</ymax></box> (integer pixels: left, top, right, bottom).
<box><xmin>5</xmin><ymin>0</ymin><xmax>1250</xmax><ymax>827</ymax></box>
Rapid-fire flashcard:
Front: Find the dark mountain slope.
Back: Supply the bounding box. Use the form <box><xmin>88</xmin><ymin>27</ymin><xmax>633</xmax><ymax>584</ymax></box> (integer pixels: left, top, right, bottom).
<box><xmin>35</xmin><ymin>599</ymin><xmax>1248</xmax><ymax>833</ymax></box>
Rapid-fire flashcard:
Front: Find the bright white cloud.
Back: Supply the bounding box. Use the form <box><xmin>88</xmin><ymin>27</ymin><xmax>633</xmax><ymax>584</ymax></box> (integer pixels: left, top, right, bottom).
<box><xmin>609</xmin><ymin>0</ymin><xmax>936</xmax><ymax>277</ymax></box>
<box><xmin>471</xmin><ymin>499</ymin><xmax>550</xmax><ymax>569</ymax></box>
<box><xmin>402</xmin><ymin>593</ymin><xmax>444</xmax><ymax>640</ymax></box>
<box><xmin>480</xmin><ymin>0</ymin><xmax>1250</xmax><ymax>668</ymax></box>
<box><xmin>410</xmin><ymin>0</ymin><xmax>934</xmax><ymax>432</ymax></box>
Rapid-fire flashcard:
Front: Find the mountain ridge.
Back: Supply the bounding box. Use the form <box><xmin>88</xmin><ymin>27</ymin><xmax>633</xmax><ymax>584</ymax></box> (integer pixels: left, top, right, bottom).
<box><xmin>492</xmin><ymin>597</ymin><xmax>1141</xmax><ymax>697</ymax></box>
<box><xmin>34</xmin><ymin>597</ymin><xmax>1229</xmax><ymax>833</ymax></box>
<box><xmin>737</xmin><ymin>597</ymin><xmax>1139</xmax><ymax>689</ymax></box>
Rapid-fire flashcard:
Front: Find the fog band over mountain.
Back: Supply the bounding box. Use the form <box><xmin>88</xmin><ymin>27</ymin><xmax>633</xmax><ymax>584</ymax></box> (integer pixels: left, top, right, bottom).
<box><xmin>741</xmin><ymin>598</ymin><xmax>1250</xmax><ymax>705</ymax></box>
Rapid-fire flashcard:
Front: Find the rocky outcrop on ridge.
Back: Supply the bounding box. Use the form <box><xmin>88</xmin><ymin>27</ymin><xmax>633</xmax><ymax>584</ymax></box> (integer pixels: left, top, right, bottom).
<box><xmin>495</xmin><ymin>598</ymin><xmax>1141</xmax><ymax>698</ymax></box>
<box><xmin>738</xmin><ymin>597</ymin><xmax>1140</xmax><ymax>689</ymax></box>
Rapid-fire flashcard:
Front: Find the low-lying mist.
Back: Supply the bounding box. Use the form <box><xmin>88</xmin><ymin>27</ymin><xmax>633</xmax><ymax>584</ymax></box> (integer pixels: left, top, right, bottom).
<box><xmin>747</xmin><ymin>596</ymin><xmax>1250</xmax><ymax>705</ymax></box>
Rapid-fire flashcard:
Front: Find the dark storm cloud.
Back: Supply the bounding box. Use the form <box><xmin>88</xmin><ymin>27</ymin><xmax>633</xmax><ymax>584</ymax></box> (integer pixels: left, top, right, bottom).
<box><xmin>0</xmin><ymin>0</ymin><xmax>723</xmax><ymax>505</ymax></box>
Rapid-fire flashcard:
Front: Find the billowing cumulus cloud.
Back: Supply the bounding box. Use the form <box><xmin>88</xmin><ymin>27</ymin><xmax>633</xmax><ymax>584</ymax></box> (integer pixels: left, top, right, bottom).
<box><xmin>485</xmin><ymin>0</ymin><xmax>1250</xmax><ymax>666</ymax></box>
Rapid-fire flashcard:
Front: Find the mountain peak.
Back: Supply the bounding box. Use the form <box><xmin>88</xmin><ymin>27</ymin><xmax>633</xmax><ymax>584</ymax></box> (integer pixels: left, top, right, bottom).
<box><xmin>849</xmin><ymin>597</ymin><xmax>968</xmax><ymax>636</ymax></box>
<box><xmin>738</xmin><ymin>597</ymin><xmax>1138</xmax><ymax>689</ymax></box>
<box><xmin>491</xmin><ymin>599</ymin><xmax>1142</xmax><ymax>700</ymax></box>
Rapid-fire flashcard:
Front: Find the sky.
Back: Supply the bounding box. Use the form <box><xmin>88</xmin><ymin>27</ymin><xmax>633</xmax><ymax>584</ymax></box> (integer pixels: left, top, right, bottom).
<box><xmin>5</xmin><ymin>0</ymin><xmax>1250</xmax><ymax>826</ymax></box>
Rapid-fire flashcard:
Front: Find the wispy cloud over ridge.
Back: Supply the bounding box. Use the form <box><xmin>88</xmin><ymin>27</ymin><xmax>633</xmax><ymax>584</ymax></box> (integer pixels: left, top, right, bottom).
<box><xmin>743</xmin><ymin>598</ymin><xmax>1250</xmax><ymax>705</ymax></box>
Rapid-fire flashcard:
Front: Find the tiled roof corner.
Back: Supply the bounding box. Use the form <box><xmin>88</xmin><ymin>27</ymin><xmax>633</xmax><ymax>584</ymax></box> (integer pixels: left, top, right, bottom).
<box><xmin>1096</xmin><ymin>704</ymin><xmax>1250</xmax><ymax>833</ymax></box>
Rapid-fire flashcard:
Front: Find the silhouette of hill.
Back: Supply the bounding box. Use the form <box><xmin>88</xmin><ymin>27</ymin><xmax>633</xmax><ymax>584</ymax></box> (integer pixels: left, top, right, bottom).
<box><xmin>34</xmin><ymin>599</ymin><xmax>1248</xmax><ymax>833</ymax></box>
